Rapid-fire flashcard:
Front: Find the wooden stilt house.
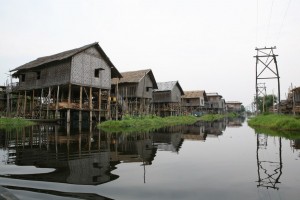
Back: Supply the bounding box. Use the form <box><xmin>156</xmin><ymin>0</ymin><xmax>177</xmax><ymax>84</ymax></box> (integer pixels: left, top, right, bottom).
<box><xmin>206</xmin><ymin>92</ymin><xmax>226</xmax><ymax>114</ymax></box>
<box><xmin>152</xmin><ymin>81</ymin><xmax>184</xmax><ymax>117</ymax></box>
<box><xmin>10</xmin><ymin>42</ymin><xmax>122</xmax><ymax>123</ymax></box>
<box><xmin>111</xmin><ymin>69</ymin><xmax>158</xmax><ymax>117</ymax></box>
<box><xmin>181</xmin><ymin>90</ymin><xmax>207</xmax><ymax>116</ymax></box>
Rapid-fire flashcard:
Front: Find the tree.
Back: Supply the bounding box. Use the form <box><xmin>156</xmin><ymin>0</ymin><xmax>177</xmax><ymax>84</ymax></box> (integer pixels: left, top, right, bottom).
<box><xmin>257</xmin><ymin>94</ymin><xmax>277</xmax><ymax>113</ymax></box>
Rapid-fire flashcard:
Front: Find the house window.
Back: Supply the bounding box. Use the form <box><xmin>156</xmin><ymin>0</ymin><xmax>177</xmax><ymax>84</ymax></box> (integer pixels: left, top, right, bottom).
<box><xmin>36</xmin><ymin>71</ymin><xmax>41</xmax><ymax>80</ymax></box>
<box><xmin>94</xmin><ymin>68</ymin><xmax>104</xmax><ymax>78</ymax></box>
<box><xmin>186</xmin><ymin>99</ymin><xmax>190</xmax><ymax>103</ymax></box>
<box><xmin>21</xmin><ymin>74</ymin><xmax>25</xmax><ymax>82</ymax></box>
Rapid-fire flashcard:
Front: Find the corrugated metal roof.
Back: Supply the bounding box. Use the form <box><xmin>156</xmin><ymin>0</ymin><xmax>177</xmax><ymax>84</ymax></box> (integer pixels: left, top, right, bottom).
<box><xmin>10</xmin><ymin>42</ymin><xmax>122</xmax><ymax>78</ymax></box>
<box><xmin>154</xmin><ymin>81</ymin><xmax>184</xmax><ymax>95</ymax></box>
<box><xmin>112</xmin><ymin>69</ymin><xmax>158</xmax><ymax>89</ymax></box>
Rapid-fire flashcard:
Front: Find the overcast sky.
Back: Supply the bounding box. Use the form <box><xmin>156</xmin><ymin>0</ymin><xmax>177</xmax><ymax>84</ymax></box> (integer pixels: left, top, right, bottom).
<box><xmin>1</xmin><ymin>0</ymin><xmax>299</xmax><ymax>109</ymax></box>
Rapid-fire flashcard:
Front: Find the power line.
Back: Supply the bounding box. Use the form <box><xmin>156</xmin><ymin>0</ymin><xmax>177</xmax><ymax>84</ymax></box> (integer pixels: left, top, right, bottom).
<box><xmin>265</xmin><ymin>0</ymin><xmax>275</xmax><ymax>45</ymax></box>
<box><xmin>276</xmin><ymin>0</ymin><xmax>292</xmax><ymax>41</ymax></box>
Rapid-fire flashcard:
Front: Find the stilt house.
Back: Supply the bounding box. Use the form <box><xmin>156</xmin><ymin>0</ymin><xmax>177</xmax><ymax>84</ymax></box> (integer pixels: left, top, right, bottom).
<box><xmin>206</xmin><ymin>92</ymin><xmax>226</xmax><ymax>114</ymax></box>
<box><xmin>152</xmin><ymin>81</ymin><xmax>184</xmax><ymax>117</ymax></box>
<box><xmin>10</xmin><ymin>42</ymin><xmax>122</xmax><ymax>123</ymax></box>
<box><xmin>226</xmin><ymin>101</ymin><xmax>242</xmax><ymax>113</ymax></box>
<box><xmin>111</xmin><ymin>69</ymin><xmax>158</xmax><ymax>117</ymax></box>
<box><xmin>181</xmin><ymin>90</ymin><xmax>207</xmax><ymax>116</ymax></box>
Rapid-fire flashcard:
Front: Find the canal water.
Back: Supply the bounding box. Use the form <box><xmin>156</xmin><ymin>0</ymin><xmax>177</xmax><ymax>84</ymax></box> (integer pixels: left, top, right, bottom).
<box><xmin>0</xmin><ymin>117</ymin><xmax>299</xmax><ymax>200</ymax></box>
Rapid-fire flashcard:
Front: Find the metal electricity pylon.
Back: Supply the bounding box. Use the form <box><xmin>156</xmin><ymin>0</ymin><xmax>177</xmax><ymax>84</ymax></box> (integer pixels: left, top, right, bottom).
<box><xmin>254</xmin><ymin>47</ymin><xmax>280</xmax><ymax>114</ymax></box>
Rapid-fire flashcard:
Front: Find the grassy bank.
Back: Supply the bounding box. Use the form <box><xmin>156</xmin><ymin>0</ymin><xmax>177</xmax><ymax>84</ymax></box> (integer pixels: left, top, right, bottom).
<box><xmin>199</xmin><ymin>113</ymin><xmax>239</xmax><ymax>121</ymax></box>
<box><xmin>98</xmin><ymin>115</ymin><xmax>199</xmax><ymax>133</ymax></box>
<box><xmin>248</xmin><ymin>114</ymin><xmax>300</xmax><ymax>131</ymax></box>
<box><xmin>0</xmin><ymin>117</ymin><xmax>35</xmax><ymax>129</ymax></box>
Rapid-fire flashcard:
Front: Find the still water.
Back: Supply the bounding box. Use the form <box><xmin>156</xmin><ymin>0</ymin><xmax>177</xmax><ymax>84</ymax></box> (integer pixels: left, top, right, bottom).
<box><xmin>0</xmin><ymin>118</ymin><xmax>300</xmax><ymax>200</ymax></box>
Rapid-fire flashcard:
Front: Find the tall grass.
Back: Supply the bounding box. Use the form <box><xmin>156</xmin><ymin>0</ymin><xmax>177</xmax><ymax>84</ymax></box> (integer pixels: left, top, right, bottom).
<box><xmin>248</xmin><ymin>114</ymin><xmax>300</xmax><ymax>131</ymax></box>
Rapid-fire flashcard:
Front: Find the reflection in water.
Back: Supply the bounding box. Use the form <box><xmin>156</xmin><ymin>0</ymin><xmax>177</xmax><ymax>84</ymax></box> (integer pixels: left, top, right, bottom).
<box><xmin>256</xmin><ymin>133</ymin><xmax>282</xmax><ymax>190</ymax></box>
<box><xmin>1</xmin><ymin>117</ymin><xmax>299</xmax><ymax>199</ymax></box>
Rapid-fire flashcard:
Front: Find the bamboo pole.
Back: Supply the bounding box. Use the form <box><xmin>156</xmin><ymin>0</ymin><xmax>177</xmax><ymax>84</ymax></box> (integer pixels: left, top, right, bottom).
<box><xmin>55</xmin><ymin>85</ymin><xmax>60</xmax><ymax>119</ymax></box>
<box><xmin>79</xmin><ymin>86</ymin><xmax>82</xmax><ymax>123</ymax></box>
<box><xmin>98</xmin><ymin>88</ymin><xmax>101</xmax><ymax>122</ymax></box>
<box><xmin>67</xmin><ymin>84</ymin><xmax>71</xmax><ymax>123</ymax></box>
<box><xmin>89</xmin><ymin>87</ymin><xmax>93</xmax><ymax>123</ymax></box>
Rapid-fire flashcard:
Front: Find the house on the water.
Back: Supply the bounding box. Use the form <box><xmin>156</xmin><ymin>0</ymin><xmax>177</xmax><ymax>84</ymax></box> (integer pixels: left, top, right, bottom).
<box><xmin>111</xmin><ymin>69</ymin><xmax>158</xmax><ymax>117</ymax></box>
<box><xmin>10</xmin><ymin>42</ymin><xmax>122</xmax><ymax>123</ymax></box>
<box><xmin>206</xmin><ymin>92</ymin><xmax>226</xmax><ymax>114</ymax></box>
<box><xmin>152</xmin><ymin>81</ymin><xmax>184</xmax><ymax>117</ymax></box>
<box><xmin>181</xmin><ymin>90</ymin><xmax>207</xmax><ymax>116</ymax></box>
<box><xmin>226</xmin><ymin>101</ymin><xmax>243</xmax><ymax>113</ymax></box>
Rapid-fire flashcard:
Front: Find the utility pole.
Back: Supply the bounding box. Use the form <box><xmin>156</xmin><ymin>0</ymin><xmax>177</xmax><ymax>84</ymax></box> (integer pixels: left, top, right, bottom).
<box><xmin>254</xmin><ymin>47</ymin><xmax>280</xmax><ymax>113</ymax></box>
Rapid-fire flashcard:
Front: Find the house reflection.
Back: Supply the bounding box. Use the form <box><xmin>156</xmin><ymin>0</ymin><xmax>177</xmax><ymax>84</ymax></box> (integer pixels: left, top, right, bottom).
<box><xmin>153</xmin><ymin>126</ymin><xmax>184</xmax><ymax>152</ymax></box>
<box><xmin>226</xmin><ymin>116</ymin><xmax>245</xmax><ymax>127</ymax></box>
<box><xmin>0</xmin><ymin>120</ymin><xmax>228</xmax><ymax>187</ymax></box>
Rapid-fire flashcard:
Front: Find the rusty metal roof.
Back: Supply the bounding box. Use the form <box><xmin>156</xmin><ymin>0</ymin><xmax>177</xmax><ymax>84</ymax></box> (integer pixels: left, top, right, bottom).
<box><xmin>112</xmin><ymin>69</ymin><xmax>158</xmax><ymax>89</ymax></box>
<box><xmin>10</xmin><ymin>42</ymin><xmax>122</xmax><ymax>78</ymax></box>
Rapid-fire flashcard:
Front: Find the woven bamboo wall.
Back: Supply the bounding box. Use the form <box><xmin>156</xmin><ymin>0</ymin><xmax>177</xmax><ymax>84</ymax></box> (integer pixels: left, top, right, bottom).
<box><xmin>136</xmin><ymin>75</ymin><xmax>153</xmax><ymax>98</ymax></box>
<box><xmin>17</xmin><ymin>59</ymin><xmax>71</xmax><ymax>90</ymax></box>
<box><xmin>71</xmin><ymin>47</ymin><xmax>111</xmax><ymax>89</ymax></box>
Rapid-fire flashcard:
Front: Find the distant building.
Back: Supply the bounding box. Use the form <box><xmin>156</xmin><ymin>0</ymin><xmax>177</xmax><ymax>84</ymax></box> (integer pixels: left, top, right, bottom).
<box><xmin>152</xmin><ymin>81</ymin><xmax>184</xmax><ymax>117</ymax></box>
<box><xmin>206</xmin><ymin>92</ymin><xmax>226</xmax><ymax>114</ymax></box>
<box><xmin>111</xmin><ymin>69</ymin><xmax>158</xmax><ymax>117</ymax></box>
<box><xmin>181</xmin><ymin>90</ymin><xmax>207</xmax><ymax>116</ymax></box>
<box><xmin>226</xmin><ymin>101</ymin><xmax>243</xmax><ymax>113</ymax></box>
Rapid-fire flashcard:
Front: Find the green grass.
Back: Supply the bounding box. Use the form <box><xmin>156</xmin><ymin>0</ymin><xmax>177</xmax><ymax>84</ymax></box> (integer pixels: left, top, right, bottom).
<box><xmin>248</xmin><ymin>114</ymin><xmax>300</xmax><ymax>131</ymax></box>
<box><xmin>98</xmin><ymin>115</ymin><xmax>199</xmax><ymax>133</ymax></box>
<box><xmin>199</xmin><ymin>113</ymin><xmax>239</xmax><ymax>122</ymax></box>
<box><xmin>0</xmin><ymin>117</ymin><xmax>35</xmax><ymax>129</ymax></box>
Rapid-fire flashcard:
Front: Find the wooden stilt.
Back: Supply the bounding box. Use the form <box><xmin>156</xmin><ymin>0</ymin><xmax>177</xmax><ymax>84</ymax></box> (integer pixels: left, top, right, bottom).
<box><xmin>31</xmin><ymin>90</ymin><xmax>35</xmax><ymax>118</ymax></box>
<box><xmin>116</xmin><ymin>79</ymin><xmax>119</xmax><ymax>120</ymax></box>
<box><xmin>98</xmin><ymin>88</ymin><xmax>101</xmax><ymax>123</ymax></box>
<box><xmin>79</xmin><ymin>86</ymin><xmax>82</xmax><ymax>123</ymax></box>
<box><xmin>67</xmin><ymin>84</ymin><xmax>71</xmax><ymax>123</ymax></box>
<box><xmin>17</xmin><ymin>92</ymin><xmax>20</xmax><ymax>116</ymax></box>
<box><xmin>47</xmin><ymin>87</ymin><xmax>51</xmax><ymax>119</ymax></box>
<box><xmin>40</xmin><ymin>89</ymin><xmax>44</xmax><ymax>118</ymax></box>
<box><xmin>55</xmin><ymin>85</ymin><xmax>60</xmax><ymax>119</ymax></box>
<box><xmin>107</xmin><ymin>89</ymin><xmax>111</xmax><ymax>120</ymax></box>
<box><xmin>89</xmin><ymin>87</ymin><xmax>93</xmax><ymax>123</ymax></box>
<box><xmin>24</xmin><ymin>90</ymin><xmax>27</xmax><ymax>117</ymax></box>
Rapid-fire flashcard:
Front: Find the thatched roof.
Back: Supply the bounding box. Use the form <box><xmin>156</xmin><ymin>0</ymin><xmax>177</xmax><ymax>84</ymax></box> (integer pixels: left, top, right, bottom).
<box><xmin>154</xmin><ymin>81</ymin><xmax>184</xmax><ymax>95</ymax></box>
<box><xmin>112</xmin><ymin>69</ymin><xmax>158</xmax><ymax>89</ymax></box>
<box><xmin>182</xmin><ymin>90</ymin><xmax>207</xmax><ymax>100</ymax></box>
<box><xmin>226</xmin><ymin>101</ymin><xmax>242</xmax><ymax>105</ymax></box>
<box><xmin>10</xmin><ymin>42</ymin><xmax>122</xmax><ymax>78</ymax></box>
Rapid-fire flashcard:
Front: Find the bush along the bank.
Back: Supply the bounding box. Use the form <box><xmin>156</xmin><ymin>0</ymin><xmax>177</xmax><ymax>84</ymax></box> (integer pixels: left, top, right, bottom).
<box><xmin>0</xmin><ymin>117</ymin><xmax>35</xmax><ymax>129</ymax></box>
<box><xmin>98</xmin><ymin>115</ymin><xmax>199</xmax><ymax>133</ymax></box>
<box><xmin>248</xmin><ymin>114</ymin><xmax>300</xmax><ymax>131</ymax></box>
